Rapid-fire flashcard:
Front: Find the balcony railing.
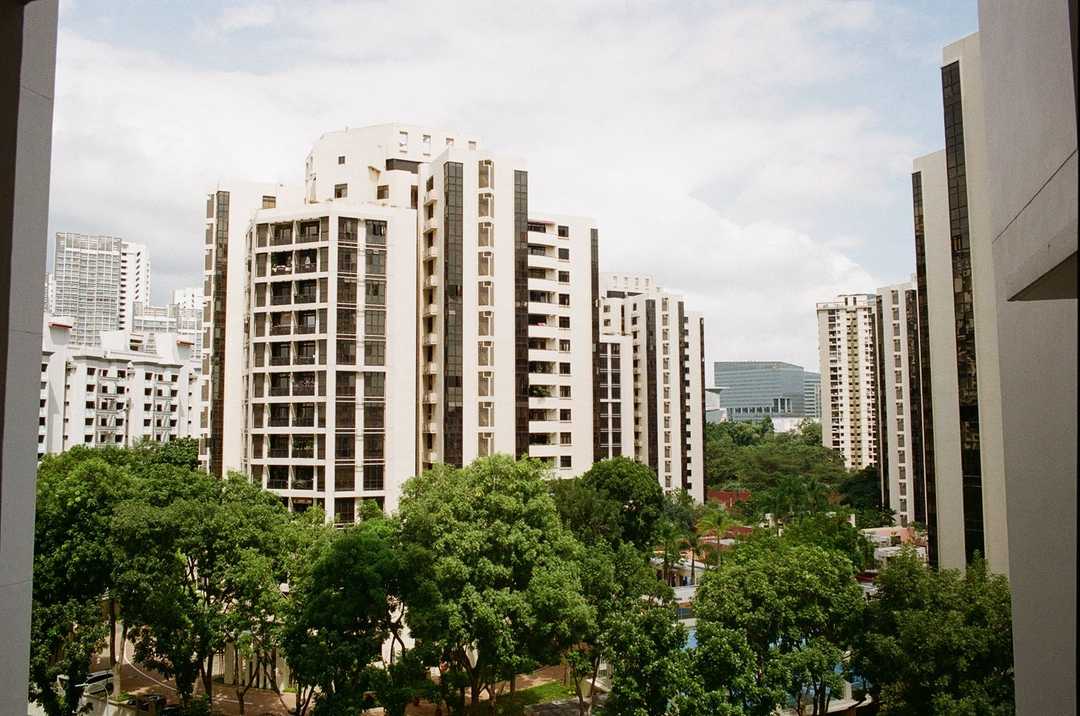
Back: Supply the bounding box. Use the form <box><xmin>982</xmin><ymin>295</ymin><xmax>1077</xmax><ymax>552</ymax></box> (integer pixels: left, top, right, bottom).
<box><xmin>270</xmin><ymin>324</ymin><xmax>292</xmax><ymax>336</ymax></box>
<box><xmin>268</xmin><ymin>447</ymin><xmax>290</xmax><ymax>458</ymax></box>
<box><xmin>268</xmin><ymin>416</ymin><xmax>289</xmax><ymax>427</ymax></box>
<box><xmin>293</xmin><ymin>414</ymin><xmax>315</xmax><ymax>427</ymax></box>
<box><xmin>269</xmin><ymin>384</ymin><xmax>290</xmax><ymax>397</ymax></box>
<box><xmin>270</xmin><ymin>353</ymin><xmax>290</xmax><ymax>366</ymax></box>
<box><xmin>292</xmin><ymin>447</ymin><xmax>314</xmax><ymax>459</ymax></box>
<box><xmin>296</xmin><ymin>322</ymin><xmax>317</xmax><ymax>335</ymax></box>
<box><xmin>296</xmin><ymin>259</ymin><xmax>318</xmax><ymax>274</ymax></box>
<box><xmin>294</xmin><ymin>291</ymin><xmax>317</xmax><ymax>304</ymax></box>
<box><xmin>293</xmin><ymin>382</ymin><xmax>316</xmax><ymax>396</ymax></box>
<box><xmin>271</xmin><ymin>292</ymin><xmax>292</xmax><ymax>305</ymax></box>
<box><xmin>295</xmin><ymin>352</ymin><xmax>317</xmax><ymax>365</ymax></box>
<box><xmin>271</xmin><ymin>263</ymin><xmax>292</xmax><ymax>275</ymax></box>
<box><xmin>267</xmin><ymin>479</ymin><xmax>288</xmax><ymax>490</ymax></box>
<box><xmin>292</xmin><ymin>478</ymin><xmax>314</xmax><ymax>490</ymax></box>
<box><xmin>271</xmin><ymin>231</ymin><xmax>293</xmax><ymax>246</ymax></box>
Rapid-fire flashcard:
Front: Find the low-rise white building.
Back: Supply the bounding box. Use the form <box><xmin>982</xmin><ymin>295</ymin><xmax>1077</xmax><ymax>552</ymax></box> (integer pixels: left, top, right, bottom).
<box><xmin>39</xmin><ymin>315</ymin><xmax>201</xmax><ymax>458</ymax></box>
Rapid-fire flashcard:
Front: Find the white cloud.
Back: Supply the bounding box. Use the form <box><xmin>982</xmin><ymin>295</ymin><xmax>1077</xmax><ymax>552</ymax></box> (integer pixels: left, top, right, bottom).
<box><xmin>50</xmin><ymin>0</ymin><xmax>924</xmax><ymax>371</ymax></box>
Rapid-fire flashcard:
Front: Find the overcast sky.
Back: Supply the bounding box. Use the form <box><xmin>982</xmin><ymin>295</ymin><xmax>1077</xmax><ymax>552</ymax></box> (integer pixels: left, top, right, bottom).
<box><xmin>49</xmin><ymin>0</ymin><xmax>977</xmax><ymax>371</ymax></box>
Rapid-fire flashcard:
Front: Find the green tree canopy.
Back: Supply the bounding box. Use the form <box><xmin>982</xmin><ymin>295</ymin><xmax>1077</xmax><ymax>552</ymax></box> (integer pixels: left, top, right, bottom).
<box><xmin>397</xmin><ymin>455</ymin><xmax>591</xmax><ymax>713</ymax></box>
<box><xmin>578</xmin><ymin>457</ymin><xmax>666</xmax><ymax>552</ymax></box>
<box><xmin>30</xmin><ymin>451</ymin><xmax>135</xmax><ymax>716</ymax></box>
<box><xmin>853</xmin><ymin>550</ymin><xmax>1014</xmax><ymax>714</ymax></box>
<box><xmin>282</xmin><ymin>516</ymin><xmax>415</xmax><ymax>716</ymax></box>
<box><xmin>111</xmin><ymin>470</ymin><xmax>293</xmax><ymax>706</ymax></box>
<box><xmin>693</xmin><ymin>540</ymin><xmax>864</xmax><ymax>716</ymax></box>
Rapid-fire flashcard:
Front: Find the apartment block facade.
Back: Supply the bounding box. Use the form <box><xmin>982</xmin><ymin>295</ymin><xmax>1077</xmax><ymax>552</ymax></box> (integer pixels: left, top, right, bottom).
<box><xmin>39</xmin><ymin>316</ymin><xmax>201</xmax><ymax>458</ymax></box>
<box><xmin>203</xmin><ymin>124</ymin><xmax>707</xmax><ymax>518</ymax></box>
<box><xmin>873</xmin><ymin>279</ymin><xmax>926</xmax><ymax>528</ymax></box>
<box><xmin>600</xmin><ymin>273</ymin><xmax>705</xmax><ymax>501</ymax></box>
<box><xmin>119</xmin><ymin>241</ymin><xmax>150</xmax><ymax>331</ymax></box>
<box><xmin>802</xmin><ymin>371</ymin><xmax>821</xmax><ymax>419</ymax></box>
<box><xmin>245</xmin><ymin>204</ymin><xmax>415</xmax><ymax>520</ymax></box>
<box><xmin>815</xmin><ymin>294</ymin><xmax>879</xmax><ymax>470</ymax></box>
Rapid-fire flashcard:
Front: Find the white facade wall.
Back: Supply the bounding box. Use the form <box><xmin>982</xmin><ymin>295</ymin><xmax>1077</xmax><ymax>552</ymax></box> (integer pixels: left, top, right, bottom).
<box><xmin>39</xmin><ymin>317</ymin><xmax>201</xmax><ymax>458</ymax></box>
<box><xmin>417</xmin><ymin>147</ymin><xmax>520</xmax><ymax>469</ymax></box>
<box><xmin>978</xmin><ymin>1</ymin><xmax>1077</xmax><ymax>710</ymax></box>
<box><xmin>305</xmin><ymin>124</ymin><xmax>478</xmax><ymax>206</ymax></box>
<box><xmin>171</xmin><ymin>286</ymin><xmax>203</xmax><ymax>312</ymax></box>
<box><xmin>525</xmin><ymin>213</ymin><xmax>596</xmax><ymax>476</ymax></box>
<box><xmin>600</xmin><ymin>273</ymin><xmax>705</xmax><ymax>499</ymax></box>
<box><xmin>119</xmin><ymin>241</ymin><xmax>150</xmax><ymax>332</ymax></box>
<box><xmin>816</xmin><ymin>294</ymin><xmax>879</xmax><ymax>470</ymax></box>
<box><xmin>245</xmin><ymin>204</ymin><xmax>415</xmax><ymax>522</ymax></box>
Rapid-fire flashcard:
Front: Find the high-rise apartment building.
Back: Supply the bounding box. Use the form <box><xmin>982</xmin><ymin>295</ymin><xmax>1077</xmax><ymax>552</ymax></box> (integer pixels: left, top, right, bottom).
<box><xmin>52</xmin><ymin>233</ymin><xmax>151</xmax><ymax>345</ymax></box>
<box><xmin>815</xmin><ymin>294</ymin><xmax>879</xmax><ymax>470</ymax></box>
<box><xmin>873</xmin><ymin>279</ymin><xmax>926</xmax><ymax>528</ymax></box>
<box><xmin>205</xmin><ymin>124</ymin><xmax>707</xmax><ymax>516</ymax></box>
<box><xmin>39</xmin><ymin>316</ymin><xmax>201</xmax><ymax>458</ymax></box>
<box><xmin>119</xmin><ymin>241</ymin><xmax>150</xmax><ymax>331</ymax></box>
<box><xmin>904</xmin><ymin>35</ymin><xmax>1010</xmax><ymax>576</ymax></box>
<box><xmin>245</xmin><ymin>204</ymin><xmax>416</xmax><ymax>520</ymax></box>
<box><xmin>53</xmin><ymin>233</ymin><xmax>123</xmax><ymax>345</ymax></box>
<box><xmin>711</xmin><ymin>361</ymin><xmax>811</xmax><ymax>422</ymax></box>
<box><xmin>132</xmin><ymin>300</ymin><xmax>204</xmax><ymax>357</ymax></box>
<box><xmin>600</xmin><ymin>273</ymin><xmax>705</xmax><ymax>500</ymax></box>
<box><xmin>908</xmin><ymin>7</ymin><xmax>1078</xmax><ymax>710</ymax></box>
<box><xmin>976</xmin><ymin>2</ymin><xmax>1077</xmax><ymax>711</ymax></box>
<box><xmin>201</xmin><ymin>182</ymin><xmax>302</xmax><ymax>477</ymax></box>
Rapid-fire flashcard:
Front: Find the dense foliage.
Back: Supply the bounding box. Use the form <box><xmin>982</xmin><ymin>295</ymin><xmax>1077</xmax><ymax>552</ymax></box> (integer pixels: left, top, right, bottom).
<box><xmin>31</xmin><ymin>443</ymin><xmax>1013</xmax><ymax>716</ymax></box>
<box><xmin>854</xmin><ymin>550</ymin><xmax>1015</xmax><ymax>714</ymax></box>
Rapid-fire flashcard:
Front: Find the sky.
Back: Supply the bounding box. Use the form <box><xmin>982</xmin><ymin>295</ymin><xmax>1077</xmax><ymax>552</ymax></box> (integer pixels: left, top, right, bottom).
<box><xmin>49</xmin><ymin>0</ymin><xmax>978</xmax><ymax>371</ymax></box>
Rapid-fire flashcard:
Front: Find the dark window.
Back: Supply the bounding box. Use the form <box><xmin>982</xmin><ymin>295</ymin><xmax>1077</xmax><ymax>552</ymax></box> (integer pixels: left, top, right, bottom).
<box><xmin>334</xmin><ymin>183</ymin><xmax>348</xmax><ymax>199</ymax></box>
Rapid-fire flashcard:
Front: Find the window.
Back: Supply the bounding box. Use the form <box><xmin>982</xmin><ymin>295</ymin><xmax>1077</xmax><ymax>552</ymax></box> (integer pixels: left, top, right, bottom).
<box><xmin>558</xmin><ymin>248</ymin><xmax>570</xmax><ymax>260</ymax></box>
<box><xmin>363</xmin><ymin>464</ymin><xmax>384</xmax><ymax>491</ymax></box>
<box><xmin>557</xmin><ymin>225</ymin><xmax>569</xmax><ymax>237</ymax></box>
<box><xmin>365</xmin><ymin>280</ymin><xmax>386</xmax><ymax>305</ymax></box>
<box><xmin>376</xmin><ymin>185</ymin><xmax>389</xmax><ymax>200</ymax></box>
<box><xmin>334</xmin><ymin>183</ymin><xmax>348</xmax><ymax>199</ymax></box>
<box><xmin>560</xmin><ymin>432</ymin><xmax>572</xmax><ymax>445</ymax></box>
<box><xmin>398</xmin><ymin>130</ymin><xmax>408</xmax><ymax>148</ymax></box>
<box><xmin>364</xmin><ymin>341</ymin><xmax>385</xmax><ymax>366</ymax></box>
<box><xmin>364</xmin><ymin>372</ymin><xmax>385</xmax><ymax>398</ymax></box>
<box><xmin>559</xmin><ymin>316</ymin><xmax>570</xmax><ymax>329</ymax></box>
<box><xmin>559</xmin><ymin>455</ymin><xmax>572</xmax><ymax>468</ymax></box>
<box><xmin>364</xmin><ymin>310</ymin><xmax>385</xmax><ymax>336</ymax></box>
<box><xmin>261</xmin><ymin>195</ymin><xmax>276</xmax><ymax>209</ymax></box>
<box><xmin>560</xmin><ymin>408</ymin><xmax>571</xmax><ymax>421</ymax></box>
<box><xmin>365</xmin><ymin>249</ymin><xmax>386</xmax><ymax>275</ymax></box>
<box><xmin>558</xmin><ymin>271</ymin><xmax>570</xmax><ymax>283</ymax></box>
<box><xmin>422</xmin><ymin>135</ymin><xmax>431</xmax><ymax>154</ymax></box>
<box><xmin>337</xmin><ymin>155</ymin><xmax>346</xmax><ymax>165</ymax></box>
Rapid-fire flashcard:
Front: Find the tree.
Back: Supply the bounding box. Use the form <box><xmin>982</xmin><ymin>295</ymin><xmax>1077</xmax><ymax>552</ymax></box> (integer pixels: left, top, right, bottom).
<box><xmin>563</xmin><ymin>541</ymin><xmax>670</xmax><ymax>716</ymax></box>
<box><xmin>781</xmin><ymin>513</ymin><xmax>874</xmax><ymax>572</ymax></box>
<box><xmin>579</xmin><ymin>457</ymin><xmax>666</xmax><ymax>552</ymax></box>
<box><xmin>397</xmin><ymin>456</ymin><xmax>590</xmax><ymax>713</ymax></box>
<box><xmin>695</xmin><ymin>503</ymin><xmax>738</xmax><ymax>567</ymax></box>
<box><xmin>549</xmin><ymin>476</ymin><xmax>623</xmax><ymax>548</ymax></box>
<box><xmin>29</xmin><ymin>451</ymin><xmax>134</xmax><ymax>716</ymax></box>
<box><xmin>282</xmin><ymin>517</ymin><xmax>408</xmax><ymax>716</ymax></box>
<box><xmin>111</xmin><ymin>470</ymin><xmax>292</xmax><ymax>706</ymax></box>
<box><xmin>853</xmin><ymin>550</ymin><xmax>1014</xmax><ymax>714</ymax></box>
<box><xmin>605</xmin><ymin>599</ymin><xmax>698</xmax><ymax>716</ymax></box>
<box><xmin>693</xmin><ymin>541</ymin><xmax>864</xmax><ymax>716</ymax></box>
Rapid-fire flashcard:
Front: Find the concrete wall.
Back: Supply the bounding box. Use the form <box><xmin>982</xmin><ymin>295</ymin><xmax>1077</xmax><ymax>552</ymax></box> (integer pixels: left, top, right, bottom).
<box><xmin>0</xmin><ymin>2</ymin><xmax>57</xmax><ymax>713</ymax></box>
<box><xmin>978</xmin><ymin>1</ymin><xmax>1078</xmax><ymax>712</ymax></box>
